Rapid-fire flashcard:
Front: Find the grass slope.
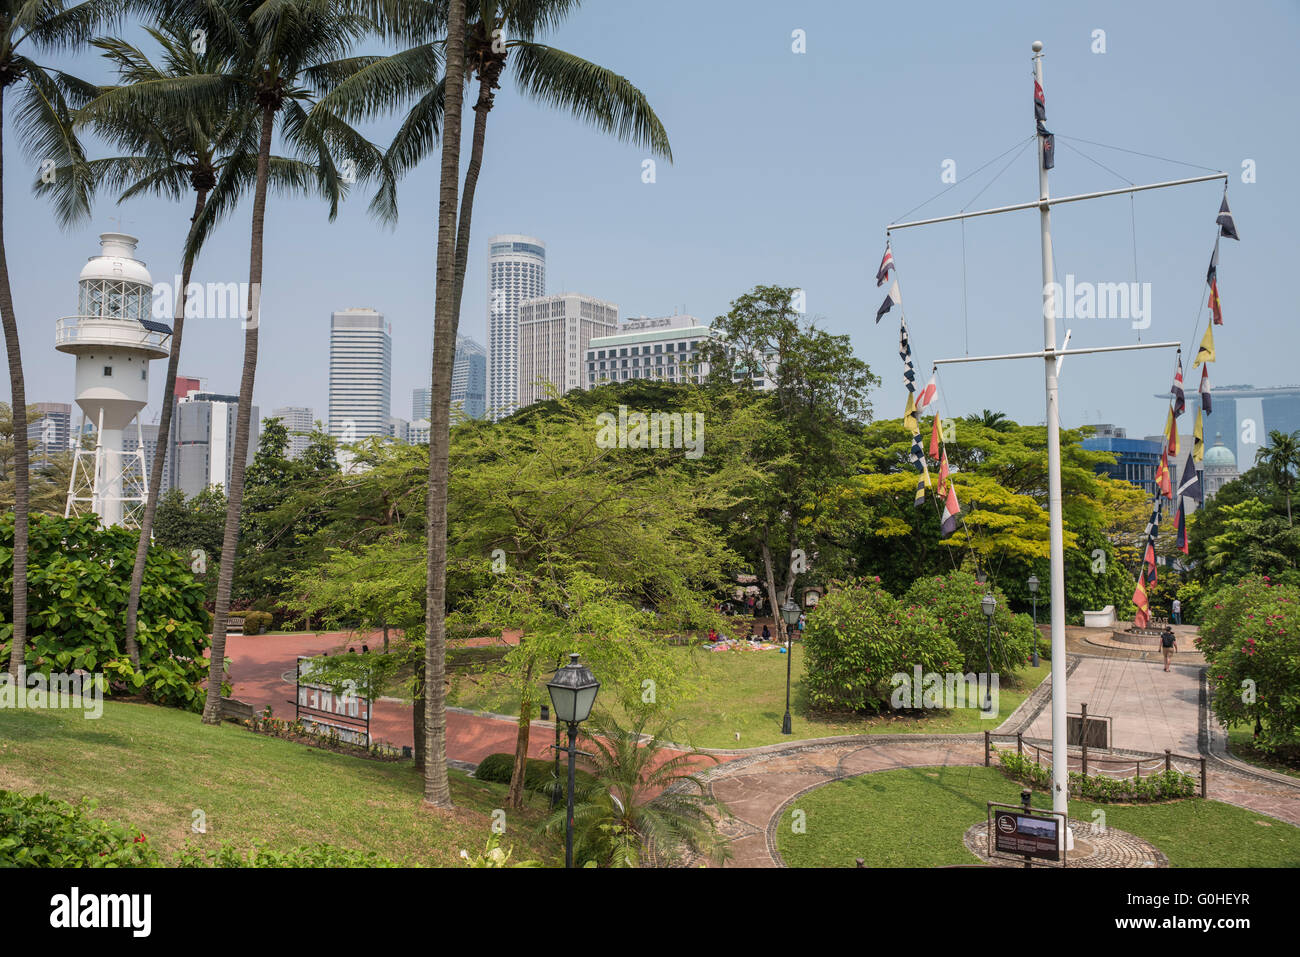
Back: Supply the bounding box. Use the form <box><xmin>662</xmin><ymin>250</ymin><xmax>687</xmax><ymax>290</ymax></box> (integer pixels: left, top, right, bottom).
<box><xmin>0</xmin><ymin>700</ymin><xmax>556</xmax><ymax>866</ymax></box>
<box><xmin>775</xmin><ymin>765</ymin><xmax>1300</xmax><ymax>868</ymax></box>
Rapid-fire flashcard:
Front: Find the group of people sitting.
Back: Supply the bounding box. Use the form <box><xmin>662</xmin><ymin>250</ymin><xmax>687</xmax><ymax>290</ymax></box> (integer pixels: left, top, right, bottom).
<box><xmin>705</xmin><ymin>616</ymin><xmax>805</xmax><ymax>645</ymax></box>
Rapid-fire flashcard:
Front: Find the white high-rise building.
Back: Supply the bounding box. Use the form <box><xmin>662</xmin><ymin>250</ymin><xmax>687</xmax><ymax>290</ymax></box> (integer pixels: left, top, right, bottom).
<box><xmin>585</xmin><ymin>316</ymin><xmax>718</xmax><ymax>388</ymax></box>
<box><xmin>487</xmin><ymin>235</ymin><xmax>545</xmax><ymax>420</ymax></box>
<box><xmin>328</xmin><ymin>308</ymin><xmax>391</xmax><ymax>442</ymax></box>
<box><xmin>170</xmin><ymin>391</ymin><xmax>259</xmax><ymax>497</ymax></box>
<box><xmin>518</xmin><ymin>293</ymin><xmax>619</xmax><ymax>408</ymax></box>
<box><xmin>270</xmin><ymin>406</ymin><xmax>315</xmax><ymax>459</ymax></box>
<box><xmin>55</xmin><ymin>232</ymin><xmax>170</xmax><ymax>527</ymax></box>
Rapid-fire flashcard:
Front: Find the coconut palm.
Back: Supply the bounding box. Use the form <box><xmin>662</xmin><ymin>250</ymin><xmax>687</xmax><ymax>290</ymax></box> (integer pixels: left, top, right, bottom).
<box><xmin>42</xmin><ymin>22</ymin><xmax>350</xmax><ymax>668</ymax></box>
<box><xmin>541</xmin><ymin>712</ymin><xmax>730</xmax><ymax>868</ymax></box>
<box><xmin>1</xmin><ymin>0</ymin><xmax>120</xmax><ymax>676</ymax></box>
<box><xmin>1256</xmin><ymin>428</ymin><xmax>1300</xmax><ymax>526</ymax></box>
<box><xmin>124</xmin><ymin>0</ymin><xmax>391</xmax><ymax>724</ymax></box>
<box><xmin>320</xmin><ymin>0</ymin><xmax>672</xmax><ymax>809</ymax></box>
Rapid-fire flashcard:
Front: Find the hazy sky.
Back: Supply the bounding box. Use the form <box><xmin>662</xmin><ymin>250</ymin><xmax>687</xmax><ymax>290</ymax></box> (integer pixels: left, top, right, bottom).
<box><xmin>5</xmin><ymin>0</ymin><xmax>1297</xmax><ymax>436</ymax></box>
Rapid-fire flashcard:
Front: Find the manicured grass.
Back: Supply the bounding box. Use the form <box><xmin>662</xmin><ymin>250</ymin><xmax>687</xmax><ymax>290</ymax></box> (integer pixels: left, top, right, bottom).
<box><xmin>447</xmin><ymin>644</ymin><xmax>1052</xmax><ymax>750</ymax></box>
<box><xmin>775</xmin><ymin>765</ymin><xmax>1300</xmax><ymax>868</ymax></box>
<box><xmin>1227</xmin><ymin>725</ymin><xmax>1300</xmax><ymax>780</ymax></box>
<box><xmin>0</xmin><ymin>700</ymin><xmax>557</xmax><ymax>866</ymax></box>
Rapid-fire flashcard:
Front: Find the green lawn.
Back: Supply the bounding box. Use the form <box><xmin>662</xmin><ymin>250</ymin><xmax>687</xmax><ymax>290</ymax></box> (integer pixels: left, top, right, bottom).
<box><xmin>447</xmin><ymin>643</ymin><xmax>1052</xmax><ymax>750</ymax></box>
<box><xmin>0</xmin><ymin>700</ymin><xmax>557</xmax><ymax>866</ymax></box>
<box><xmin>775</xmin><ymin>765</ymin><xmax>1300</xmax><ymax>868</ymax></box>
<box><xmin>1227</xmin><ymin>725</ymin><xmax>1300</xmax><ymax>780</ymax></box>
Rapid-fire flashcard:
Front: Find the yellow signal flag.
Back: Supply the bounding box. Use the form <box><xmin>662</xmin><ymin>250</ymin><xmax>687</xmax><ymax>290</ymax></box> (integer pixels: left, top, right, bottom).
<box><xmin>1193</xmin><ymin>408</ymin><xmax>1204</xmax><ymax>462</ymax></box>
<box><xmin>1193</xmin><ymin>323</ymin><xmax>1216</xmax><ymax>367</ymax></box>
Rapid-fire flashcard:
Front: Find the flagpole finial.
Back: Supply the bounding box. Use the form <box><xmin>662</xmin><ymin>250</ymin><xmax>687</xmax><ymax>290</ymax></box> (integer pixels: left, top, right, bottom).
<box><xmin>1032</xmin><ymin>40</ymin><xmax>1043</xmax><ymax>53</ymax></box>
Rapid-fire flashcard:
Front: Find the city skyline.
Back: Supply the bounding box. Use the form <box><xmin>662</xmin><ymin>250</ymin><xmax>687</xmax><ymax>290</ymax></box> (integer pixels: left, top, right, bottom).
<box><xmin>7</xmin><ymin>1</ymin><xmax>1296</xmax><ymax>442</ymax></box>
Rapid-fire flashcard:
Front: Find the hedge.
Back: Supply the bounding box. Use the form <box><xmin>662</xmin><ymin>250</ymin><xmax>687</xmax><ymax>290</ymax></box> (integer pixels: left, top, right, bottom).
<box><xmin>996</xmin><ymin>749</ymin><xmax>1197</xmax><ymax>802</ymax></box>
<box><xmin>474</xmin><ymin>752</ymin><xmax>594</xmax><ymax>797</ymax></box>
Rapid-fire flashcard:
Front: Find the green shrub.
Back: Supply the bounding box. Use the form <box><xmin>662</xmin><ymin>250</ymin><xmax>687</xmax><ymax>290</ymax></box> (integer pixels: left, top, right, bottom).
<box><xmin>474</xmin><ymin>752</ymin><xmax>593</xmax><ymax>797</ymax></box>
<box><xmin>904</xmin><ymin>571</ymin><xmax>1037</xmax><ymax>674</ymax></box>
<box><xmin>0</xmin><ymin>513</ymin><xmax>212</xmax><ymax>711</ymax></box>
<box><xmin>995</xmin><ymin>750</ymin><xmax>1197</xmax><ymax>802</ymax></box>
<box><xmin>0</xmin><ymin>790</ymin><xmax>159</xmax><ymax>867</ymax></box>
<box><xmin>802</xmin><ymin>578</ymin><xmax>961</xmax><ymax>713</ymax></box>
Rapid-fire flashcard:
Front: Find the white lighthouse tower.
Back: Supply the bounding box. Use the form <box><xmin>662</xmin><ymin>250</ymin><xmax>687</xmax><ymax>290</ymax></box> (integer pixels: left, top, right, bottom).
<box><xmin>55</xmin><ymin>232</ymin><xmax>170</xmax><ymax>528</ymax></box>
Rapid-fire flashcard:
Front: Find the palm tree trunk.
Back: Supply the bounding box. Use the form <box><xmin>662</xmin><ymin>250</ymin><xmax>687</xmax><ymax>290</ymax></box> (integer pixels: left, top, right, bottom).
<box><xmin>123</xmin><ymin>189</ymin><xmax>208</xmax><ymax>668</ymax></box>
<box><xmin>449</xmin><ymin>67</ymin><xmax>498</xmax><ymax>320</ymax></box>
<box><xmin>201</xmin><ymin>106</ymin><xmax>274</xmax><ymax>725</ymax></box>
<box><xmin>0</xmin><ymin>88</ymin><xmax>31</xmax><ymax>679</ymax></box>
<box><xmin>422</xmin><ymin>0</ymin><xmax>468</xmax><ymax>807</ymax></box>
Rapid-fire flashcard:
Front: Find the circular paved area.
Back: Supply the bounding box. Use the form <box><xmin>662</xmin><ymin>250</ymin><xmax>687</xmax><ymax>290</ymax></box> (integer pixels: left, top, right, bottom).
<box><xmin>963</xmin><ymin>821</ymin><xmax>1168</xmax><ymax>867</ymax></box>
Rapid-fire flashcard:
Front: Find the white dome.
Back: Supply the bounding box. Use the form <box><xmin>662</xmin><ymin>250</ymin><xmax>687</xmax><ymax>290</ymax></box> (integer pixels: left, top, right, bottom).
<box><xmin>78</xmin><ymin>232</ymin><xmax>152</xmax><ymax>286</ymax></box>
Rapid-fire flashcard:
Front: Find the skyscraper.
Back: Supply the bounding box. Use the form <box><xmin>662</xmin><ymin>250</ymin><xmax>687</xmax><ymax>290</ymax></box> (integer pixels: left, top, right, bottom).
<box><xmin>270</xmin><ymin>406</ymin><xmax>315</xmax><ymax>459</ymax></box>
<box><xmin>585</xmin><ymin>315</ymin><xmax>715</xmax><ymax>389</ymax></box>
<box><xmin>518</xmin><ymin>294</ymin><xmax>618</xmax><ymax>408</ymax></box>
<box><xmin>29</xmin><ymin>402</ymin><xmax>72</xmax><ymax>460</ymax></box>
<box><xmin>487</xmin><ymin>235</ymin><xmax>545</xmax><ymax>420</ymax></box>
<box><xmin>328</xmin><ymin>308</ymin><xmax>391</xmax><ymax>442</ymax></box>
<box><xmin>411</xmin><ymin>387</ymin><xmax>430</xmax><ymax>422</ymax></box>
<box><xmin>170</xmin><ymin>392</ymin><xmax>259</xmax><ymax>497</ymax></box>
<box><xmin>452</xmin><ymin>334</ymin><xmax>488</xmax><ymax>420</ymax></box>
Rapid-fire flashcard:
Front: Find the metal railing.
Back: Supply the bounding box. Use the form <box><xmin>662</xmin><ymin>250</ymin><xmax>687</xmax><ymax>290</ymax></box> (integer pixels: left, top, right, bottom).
<box><xmin>55</xmin><ymin>315</ymin><xmax>169</xmax><ymax>352</ymax></box>
<box><xmin>985</xmin><ymin>730</ymin><xmax>1207</xmax><ymax>797</ymax></box>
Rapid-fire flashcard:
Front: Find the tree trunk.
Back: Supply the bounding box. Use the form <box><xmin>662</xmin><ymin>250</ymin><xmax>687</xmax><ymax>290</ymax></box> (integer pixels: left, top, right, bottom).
<box><xmin>449</xmin><ymin>66</ymin><xmax>498</xmax><ymax>322</ymax></box>
<box><xmin>759</xmin><ymin>535</ymin><xmax>782</xmax><ymax>630</ymax></box>
<box><xmin>0</xmin><ymin>88</ymin><xmax>30</xmax><ymax>679</ymax></box>
<box><xmin>201</xmin><ymin>105</ymin><xmax>274</xmax><ymax>725</ymax></box>
<box><xmin>422</xmin><ymin>0</ymin><xmax>467</xmax><ymax>807</ymax></box>
<box><xmin>123</xmin><ymin>188</ymin><xmax>208</xmax><ymax>669</ymax></box>
<box><xmin>507</xmin><ymin>662</ymin><xmax>534</xmax><ymax>809</ymax></box>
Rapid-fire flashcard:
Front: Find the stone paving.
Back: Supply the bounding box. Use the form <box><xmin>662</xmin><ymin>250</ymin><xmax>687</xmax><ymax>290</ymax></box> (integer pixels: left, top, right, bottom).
<box><xmin>963</xmin><ymin>821</ymin><xmax>1168</xmax><ymax>868</ymax></box>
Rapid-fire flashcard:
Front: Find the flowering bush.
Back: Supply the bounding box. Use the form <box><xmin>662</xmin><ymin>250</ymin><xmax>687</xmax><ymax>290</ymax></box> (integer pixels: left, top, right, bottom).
<box><xmin>1200</xmin><ymin>575</ymin><xmax>1300</xmax><ymax>752</ymax></box>
<box><xmin>903</xmin><ymin>571</ymin><xmax>1038</xmax><ymax>674</ymax></box>
<box><xmin>802</xmin><ymin>579</ymin><xmax>960</xmax><ymax>712</ymax></box>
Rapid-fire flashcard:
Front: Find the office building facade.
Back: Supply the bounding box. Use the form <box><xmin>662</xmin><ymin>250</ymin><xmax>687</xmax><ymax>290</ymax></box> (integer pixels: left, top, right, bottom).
<box><xmin>328</xmin><ymin>308</ymin><xmax>391</xmax><ymax>442</ymax></box>
<box><xmin>487</xmin><ymin>235</ymin><xmax>545</xmax><ymax>419</ymax></box>
<box><xmin>170</xmin><ymin>392</ymin><xmax>258</xmax><ymax>498</ymax></box>
<box><xmin>518</xmin><ymin>294</ymin><xmax>618</xmax><ymax>408</ymax></box>
<box><xmin>30</xmin><ymin>402</ymin><xmax>73</xmax><ymax>459</ymax></box>
<box><xmin>452</xmin><ymin>335</ymin><xmax>488</xmax><ymax>420</ymax></box>
<box><xmin>270</xmin><ymin>406</ymin><xmax>315</xmax><ymax>459</ymax></box>
<box><xmin>585</xmin><ymin>316</ymin><xmax>715</xmax><ymax>388</ymax></box>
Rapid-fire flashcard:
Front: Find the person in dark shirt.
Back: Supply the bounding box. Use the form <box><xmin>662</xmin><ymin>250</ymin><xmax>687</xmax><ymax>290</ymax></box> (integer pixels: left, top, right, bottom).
<box><xmin>1160</xmin><ymin>628</ymin><xmax>1178</xmax><ymax>672</ymax></box>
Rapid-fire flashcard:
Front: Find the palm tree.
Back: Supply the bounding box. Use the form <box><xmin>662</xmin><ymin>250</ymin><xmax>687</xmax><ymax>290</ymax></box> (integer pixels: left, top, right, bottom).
<box><xmin>541</xmin><ymin>712</ymin><xmax>730</xmax><ymax>868</ymax></box>
<box><xmin>1256</xmin><ymin>428</ymin><xmax>1300</xmax><ymax>526</ymax></box>
<box><xmin>966</xmin><ymin>409</ymin><xmax>1012</xmax><ymax>432</ymax></box>
<box><xmin>132</xmin><ymin>0</ymin><xmax>390</xmax><ymax>724</ymax></box>
<box><xmin>321</xmin><ymin>0</ymin><xmax>672</xmax><ymax>809</ymax></box>
<box><xmin>1</xmin><ymin>0</ymin><xmax>116</xmax><ymax>677</ymax></box>
<box><xmin>54</xmin><ymin>23</ymin><xmax>343</xmax><ymax>669</ymax></box>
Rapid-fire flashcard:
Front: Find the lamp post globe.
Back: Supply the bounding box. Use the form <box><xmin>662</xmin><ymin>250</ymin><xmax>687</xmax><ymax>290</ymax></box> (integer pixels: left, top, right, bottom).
<box><xmin>546</xmin><ymin>653</ymin><xmax>599</xmax><ymax>868</ymax></box>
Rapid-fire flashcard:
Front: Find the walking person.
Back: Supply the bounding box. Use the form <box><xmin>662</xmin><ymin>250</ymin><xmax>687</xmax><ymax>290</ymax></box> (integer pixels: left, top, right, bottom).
<box><xmin>1171</xmin><ymin>597</ymin><xmax>1181</xmax><ymax>626</ymax></box>
<box><xmin>1160</xmin><ymin>627</ymin><xmax>1178</xmax><ymax>672</ymax></box>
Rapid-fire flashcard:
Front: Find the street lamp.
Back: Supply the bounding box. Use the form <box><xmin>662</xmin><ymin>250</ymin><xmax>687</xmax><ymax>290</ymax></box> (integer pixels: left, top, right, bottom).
<box><xmin>780</xmin><ymin>599</ymin><xmax>801</xmax><ymax>735</ymax></box>
<box><xmin>981</xmin><ymin>593</ymin><xmax>997</xmax><ymax>713</ymax></box>
<box><xmin>1027</xmin><ymin>574</ymin><xmax>1040</xmax><ymax>667</ymax></box>
<box><xmin>546</xmin><ymin>653</ymin><xmax>600</xmax><ymax>868</ymax></box>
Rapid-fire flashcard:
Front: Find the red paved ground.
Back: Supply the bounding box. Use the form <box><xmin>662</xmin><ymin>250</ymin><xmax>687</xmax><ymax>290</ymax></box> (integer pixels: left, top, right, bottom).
<box><xmin>223</xmin><ymin>633</ymin><xmax>717</xmax><ymax>775</ymax></box>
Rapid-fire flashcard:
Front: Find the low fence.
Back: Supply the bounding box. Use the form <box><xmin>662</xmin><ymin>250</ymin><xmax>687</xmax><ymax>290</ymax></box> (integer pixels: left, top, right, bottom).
<box><xmin>984</xmin><ymin>730</ymin><xmax>1207</xmax><ymax>798</ymax></box>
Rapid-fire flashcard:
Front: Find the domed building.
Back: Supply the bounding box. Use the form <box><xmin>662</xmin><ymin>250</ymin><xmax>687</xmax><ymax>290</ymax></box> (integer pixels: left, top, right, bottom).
<box><xmin>1202</xmin><ymin>432</ymin><xmax>1239</xmax><ymax>500</ymax></box>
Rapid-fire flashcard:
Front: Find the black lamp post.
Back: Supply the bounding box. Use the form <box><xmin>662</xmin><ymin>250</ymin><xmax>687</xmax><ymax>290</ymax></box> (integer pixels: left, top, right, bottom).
<box><xmin>546</xmin><ymin>653</ymin><xmax>599</xmax><ymax>868</ymax></box>
<box><xmin>1027</xmin><ymin>574</ymin><xmax>1040</xmax><ymax>667</ymax></box>
<box><xmin>981</xmin><ymin>593</ymin><xmax>997</xmax><ymax>713</ymax></box>
<box><xmin>780</xmin><ymin>598</ymin><xmax>800</xmax><ymax>735</ymax></box>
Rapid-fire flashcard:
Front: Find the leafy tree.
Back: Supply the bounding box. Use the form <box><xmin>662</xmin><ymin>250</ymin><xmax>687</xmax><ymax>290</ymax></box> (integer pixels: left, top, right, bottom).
<box><xmin>0</xmin><ymin>403</ymin><xmax>73</xmax><ymax>516</ymax></box>
<box><xmin>540</xmin><ymin>710</ymin><xmax>729</xmax><ymax>868</ymax></box>
<box><xmin>1</xmin><ymin>0</ymin><xmax>117</xmax><ymax>676</ymax></box>
<box><xmin>697</xmin><ymin>284</ymin><xmax>879</xmax><ymax>619</ymax></box>
<box><xmin>1202</xmin><ymin>498</ymin><xmax>1300</xmax><ymax>585</ymax></box>
<box><xmin>1255</xmin><ymin>429</ymin><xmax>1300</xmax><ymax>526</ymax></box>
<box><xmin>903</xmin><ymin>571</ymin><xmax>1038</xmax><ymax>675</ymax></box>
<box><xmin>152</xmin><ymin>485</ymin><xmax>227</xmax><ymax>600</ymax></box>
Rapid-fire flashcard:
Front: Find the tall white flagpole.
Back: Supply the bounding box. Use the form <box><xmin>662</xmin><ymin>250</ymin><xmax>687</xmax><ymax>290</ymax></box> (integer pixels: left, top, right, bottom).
<box><xmin>1033</xmin><ymin>40</ymin><xmax>1073</xmax><ymax>848</ymax></box>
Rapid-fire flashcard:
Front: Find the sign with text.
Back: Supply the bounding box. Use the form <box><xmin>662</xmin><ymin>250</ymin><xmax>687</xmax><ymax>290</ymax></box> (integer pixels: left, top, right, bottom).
<box><xmin>988</xmin><ymin>803</ymin><xmax>1065</xmax><ymax>865</ymax></box>
<box><xmin>295</xmin><ymin>656</ymin><xmax>371</xmax><ymax>746</ymax></box>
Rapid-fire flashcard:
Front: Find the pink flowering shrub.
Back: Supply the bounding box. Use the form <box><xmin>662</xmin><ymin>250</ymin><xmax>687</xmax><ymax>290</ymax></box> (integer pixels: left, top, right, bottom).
<box><xmin>1201</xmin><ymin>575</ymin><xmax>1300</xmax><ymax>752</ymax></box>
